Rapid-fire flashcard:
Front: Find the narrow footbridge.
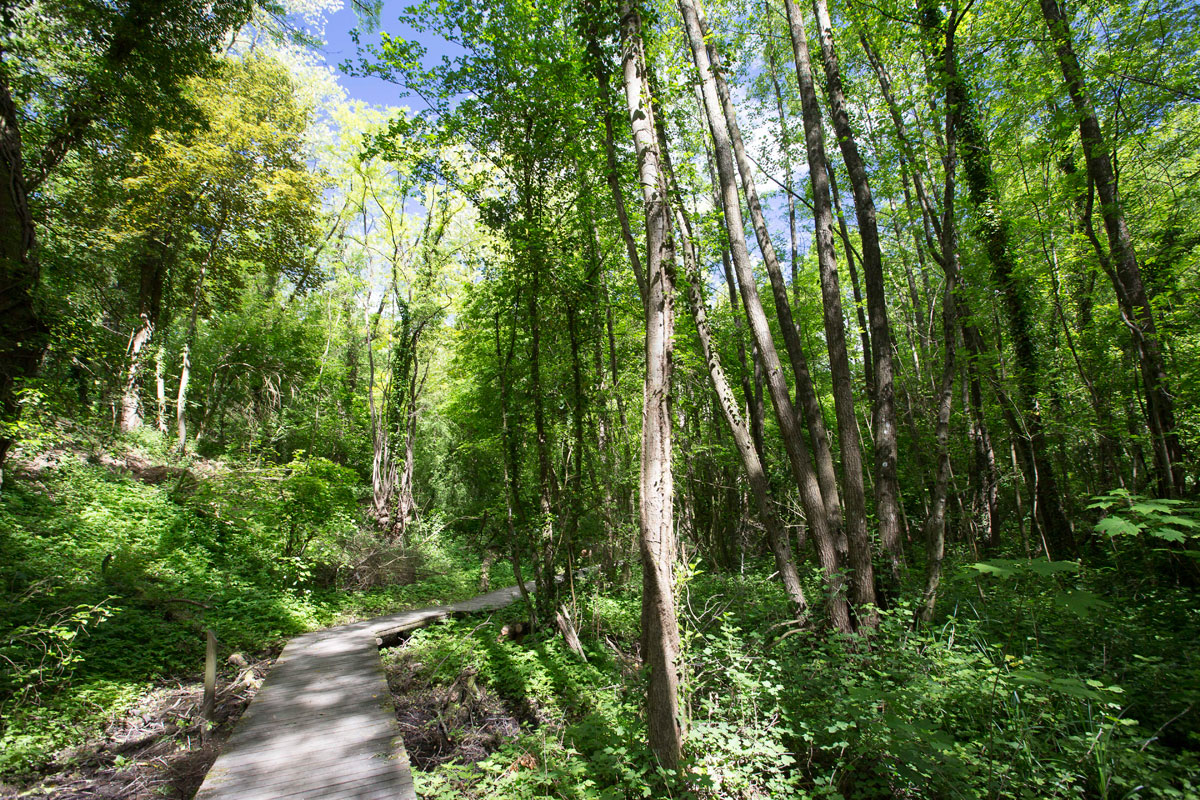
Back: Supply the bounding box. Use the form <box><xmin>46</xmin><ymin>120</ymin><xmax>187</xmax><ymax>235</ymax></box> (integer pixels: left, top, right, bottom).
<box><xmin>194</xmin><ymin>582</ymin><xmax>535</xmax><ymax>800</ymax></box>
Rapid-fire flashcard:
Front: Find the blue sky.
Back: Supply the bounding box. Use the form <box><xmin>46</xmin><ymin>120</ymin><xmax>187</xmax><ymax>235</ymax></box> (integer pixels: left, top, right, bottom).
<box><xmin>321</xmin><ymin>1</ymin><xmax>462</xmax><ymax>109</ymax></box>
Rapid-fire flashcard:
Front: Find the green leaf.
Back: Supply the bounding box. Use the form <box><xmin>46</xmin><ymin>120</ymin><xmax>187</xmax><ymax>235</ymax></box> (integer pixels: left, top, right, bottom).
<box><xmin>1096</xmin><ymin>517</ymin><xmax>1141</xmax><ymax>537</ymax></box>
<box><xmin>1055</xmin><ymin>589</ymin><xmax>1110</xmax><ymax>618</ymax></box>
<box><xmin>1149</xmin><ymin>527</ymin><xmax>1187</xmax><ymax>542</ymax></box>
<box><xmin>967</xmin><ymin>561</ymin><xmax>1016</xmax><ymax>578</ymax></box>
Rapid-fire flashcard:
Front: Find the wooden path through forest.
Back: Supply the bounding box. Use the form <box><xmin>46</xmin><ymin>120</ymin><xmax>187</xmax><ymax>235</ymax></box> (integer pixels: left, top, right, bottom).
<box><xmin>194</xmin><ymin>581</ymin><xmax>535</xmax><ymax>800</ymax></box>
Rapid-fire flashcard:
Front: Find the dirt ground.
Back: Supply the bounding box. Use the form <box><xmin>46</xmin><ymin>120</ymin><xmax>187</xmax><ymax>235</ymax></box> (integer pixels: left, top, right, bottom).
<box><xmin>0</xmin><ymin>651</ymin><xmax>276</xmax><ymax>800</ymax></box>
<box><xmin>383</xmin><ymin>647</ymin><xmax>528</xmax><ymax>769</ymax></box>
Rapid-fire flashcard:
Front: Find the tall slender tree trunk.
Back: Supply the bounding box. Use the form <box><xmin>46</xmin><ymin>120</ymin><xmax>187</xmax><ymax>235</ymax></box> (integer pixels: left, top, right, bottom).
<box><xmin>496</xmin><ymin>304</ymin><xmax>535</xmax><ymax>626</ymax></box>
<box><xmin>921</xmin><ymin>9</ymin><xmax>963</xmax><ymax>625</ymax></box>
<box><xmin>655</xmin><ymin>92</ymin><xmax>809</xmax><ymax>618</ymax></box>
<box><xmin>762</xmin><ymin>8</ymin><xmax>801</xmax><ymax>309</ymax></box>
<box><xmin>619</xmin><ymin>0</ymin><xmax>685</xmax><ymax>766</ymax></box>
<box><xmin>776</xmin><ymin>0</ymin><xmax>877</xmax><ymax>622</ymax></box>
<box><xmin>827</xmin><ymin>164</ymin><xmax>875</xmax><ymax>398</ymax></box>
<box><xmin>689</xmin><ymin>7</ymin><xmax>846</xmax><ymax>553</ymax></box>
<box><xmin>707</xmin><ymin>149</ymin><xmax>766</xmax><ymax>462</ymax></box>
<box><xmin>861</xmin><ymin>28</ymin><xmax>1001</xmax><ymax>546</ymax></box>
<box><xmin>583</xmin><ymin>14</ymin><xmax>648</xmax><ymax>308</ymax></box>
<box><xmin>1038</xmin><ymin>0</ymin><xmax>1183</xmax><ymax>497</ymax></box>
<box><xmin>678</xmin><ymin>0</ymin><xmax>851</xmax><ymax>633</ymax></box>
<box><xmin>810</xmin><ymin>0</ymin><xmax>904</xmax><ymax>579</ymax></box>
<box><xmin>527</xmin><ymin>238</ymin><xmax>557</xmax><ymax>610</ymax></box>
<box><xmin>176</xmin><ymin>224</ymin><xmax>222</xmax><ymax>452</ymax></box>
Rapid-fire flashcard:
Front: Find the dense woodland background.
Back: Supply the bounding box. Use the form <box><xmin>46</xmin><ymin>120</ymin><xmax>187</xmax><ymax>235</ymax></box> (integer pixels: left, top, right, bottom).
<box><xmin>1</xmin><ymin>0</ymin><xmax>1199</xmax><ymax>796</ymax></box>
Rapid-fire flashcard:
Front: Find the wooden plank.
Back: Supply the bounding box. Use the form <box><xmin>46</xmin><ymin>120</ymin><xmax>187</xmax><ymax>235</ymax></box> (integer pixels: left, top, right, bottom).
<box><xmin>194</xmin><ymin>579</ymin><xmax>540</xmax><ymax>800</ymax></box>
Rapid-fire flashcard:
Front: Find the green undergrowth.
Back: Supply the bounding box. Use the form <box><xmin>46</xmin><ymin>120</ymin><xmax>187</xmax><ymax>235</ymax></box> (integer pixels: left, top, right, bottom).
<box><xmin>0</xmin><ymin>440</ymin><xmax>505</xmax><ymax>780</ymax></box>
<box><xmin>402</xmin><ymin>559</ymin><xmax>1200</xmax><ymax>800</ymax></box>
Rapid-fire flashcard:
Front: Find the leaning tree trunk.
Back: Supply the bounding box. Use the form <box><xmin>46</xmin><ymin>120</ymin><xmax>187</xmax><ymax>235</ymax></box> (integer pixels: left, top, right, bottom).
<box><xmin>689</xmin><ymin>11</ymin><xmax>846</xmax><ymax>550</ymax></box>
<box><xmin>654</xmin><ymin>99</ymin><xmax>809</xmax><ymax>618</ymax></box>
<box><xmin>1038</xmin><ymin>0</ymin><xmax>1183</xmax><ymax>498</ymax></box>
<box><xmin>678</xmin><ymin>0</ymin><xmax>851</xmax><ymax>633</ymax></box>
<box><xmin>777</xmin><ymin>0</ymin><xmax>878</xmax><ymax>624</ymax></box>
<box><xmin>620</xmin><ymin>0</ymin><xmax>685</xmax><ymax>768</ymax></box>
<box><xmin>809</xmin><ymin>0</ymin><xmax>905</xmax><ymax>579</ymax></box>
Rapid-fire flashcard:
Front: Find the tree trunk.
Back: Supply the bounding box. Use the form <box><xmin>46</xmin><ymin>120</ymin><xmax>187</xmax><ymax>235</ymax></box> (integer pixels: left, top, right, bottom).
<box><xmin>154</xmin><ymin>347</ymin><xmax>168</xmax><ymax>434</ymax></box>
<box><xmin>915</xmin><ymin>0</ymin><xmax>1074</xmax><ymax>552</ymax></box>
<box><xmin>121</xmin><ymin>313</ymin><xmax>154</xmax><ymax>433</ymax></box>
<box><xmin>496</xmin><ymin>304</ymin><xmax>536</xmax><ymax>629</ymax></box>
<box><xmin>810</xmin><ymin>0</ymin><xmax>905</xmax><ymax>579</ymax></box>
<box><xmin>527</xmin><ymin>233</ymin><xmax>557</xmax><ymax>611</ymax></box>
<box><xmin>709</xmin><ymin>153</ymin><xmax>766</xmax><ymax>462</ymax></box>
<box><xmin>827</xmin><ymin>164</ymin><xmax>875</xmax><ymax>398</ymax></box>
<box><xmin>583</xmin><ymin>16</ymin><xmax>648</xmax><ymax>308</ymax></box>
<box><xmin>120</xmin><ymin>251</ymin><xmax>166</xmax><ymax>434</ymax></box>
<box><xmin>920</xmin><ymin>9</ymin><xmax>963</xmax><ymax>625</ymax></box>
<box><xmin>691</xmin><ymin>8</ymin><xmax>845</xmax><ymax>550</ymax></box>
<box><xmin>176</xmin><ymin>225</ymin><xmax>222</xmax><ymax>452</ymax></box>
<box><xmin>656</xmin><ymin>102</ymin><xmax>809</xmax><ymax>618</ymax></box>
<box><xmin>619</xmin><ymin>0</ymin><xmax>685</xmax><ymax>767</ymax></box>
<box><xmin>678</xmin><ymin>0</ymin><xmax>851</xmax><ymax>633</ymax></box>
<box><xmin>1038</xmin><ymin>0</ymin><xmax>1183</xmax><ymax>497</ymax></box>
<box><xmin>777</xmin><ymin>0</ymin><xmax>877</xmax><ymax>623</ymax></box>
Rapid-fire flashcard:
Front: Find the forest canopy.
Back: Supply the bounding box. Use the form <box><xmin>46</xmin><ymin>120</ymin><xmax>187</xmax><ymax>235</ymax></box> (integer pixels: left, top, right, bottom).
<box><xmin>1</xmin><ymin>0</ymin><xmax>1198</xmax><ymax>796</ymax></box>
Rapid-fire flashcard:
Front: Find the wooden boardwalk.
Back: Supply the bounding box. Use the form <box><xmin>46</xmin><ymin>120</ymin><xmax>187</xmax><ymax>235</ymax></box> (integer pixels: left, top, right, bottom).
<box><xmin>195</xmin><ymin>582</ymin><xmax>534</xmax><ymax>800</ymax></box>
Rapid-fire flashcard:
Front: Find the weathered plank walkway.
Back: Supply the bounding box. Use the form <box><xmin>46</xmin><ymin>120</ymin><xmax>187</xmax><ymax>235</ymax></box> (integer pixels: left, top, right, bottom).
<box><xmin>195</xmin><ymin>582</ymin><xmax>534</xmax><ymax>800</ymax></box>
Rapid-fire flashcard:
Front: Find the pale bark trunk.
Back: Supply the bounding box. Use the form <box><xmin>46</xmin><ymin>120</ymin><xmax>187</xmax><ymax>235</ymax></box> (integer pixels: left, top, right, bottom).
<box><xmin>176</xmin><ymin>227</ymin><xmax>221</xmax><ymax>452</ymax></box>
<box><xmin>678</xmin><ymin>0</ymin><xmax>851</xmax><ymax>633</ymax></box>
<box><xmin>154</xmin><ymin>347</ymin><xmax>167</xmax><ymax>434</ymax></box>
<box><xmin>620</xmin><ymin>0</ymin><xmax>684</xmax><ymax>767</ymax></box>
<box><xmin>121</xmin><ymin>314</ymin><xmax>153</xmax><ymax>433</ymax></box>
<box><xmin>120</xmin><ymin>251</ymin><xmax>167</xmax><ymax>434</ymax></box>
<box><xmin>810</xmin><ymin>0</ymin><xmax>904</xmax><ymax>578</ymax></box>
<box><xmin>584</xmin><ymin>20</ymin><xmax>648</xmax><ymax>308</ymax></box>
<box><xmin>706</xmin><ymin>147</ymin><xmax>766</xmax><ymax>461</ymax></box>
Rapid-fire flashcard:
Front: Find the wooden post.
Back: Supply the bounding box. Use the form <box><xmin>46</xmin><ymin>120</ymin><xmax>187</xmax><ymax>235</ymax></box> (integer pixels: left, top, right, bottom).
<box><xmin>202</xmin><ymin>629</ymin><xmax>217</xmax><ymax>731</ymax></box>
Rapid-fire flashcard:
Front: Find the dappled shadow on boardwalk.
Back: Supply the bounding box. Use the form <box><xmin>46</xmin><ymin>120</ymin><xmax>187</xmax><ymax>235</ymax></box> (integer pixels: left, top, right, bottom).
<box><xmin>194</xmin><ymin>585</ymin><xmax>538</xmax><ymax>800</ymax></box>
